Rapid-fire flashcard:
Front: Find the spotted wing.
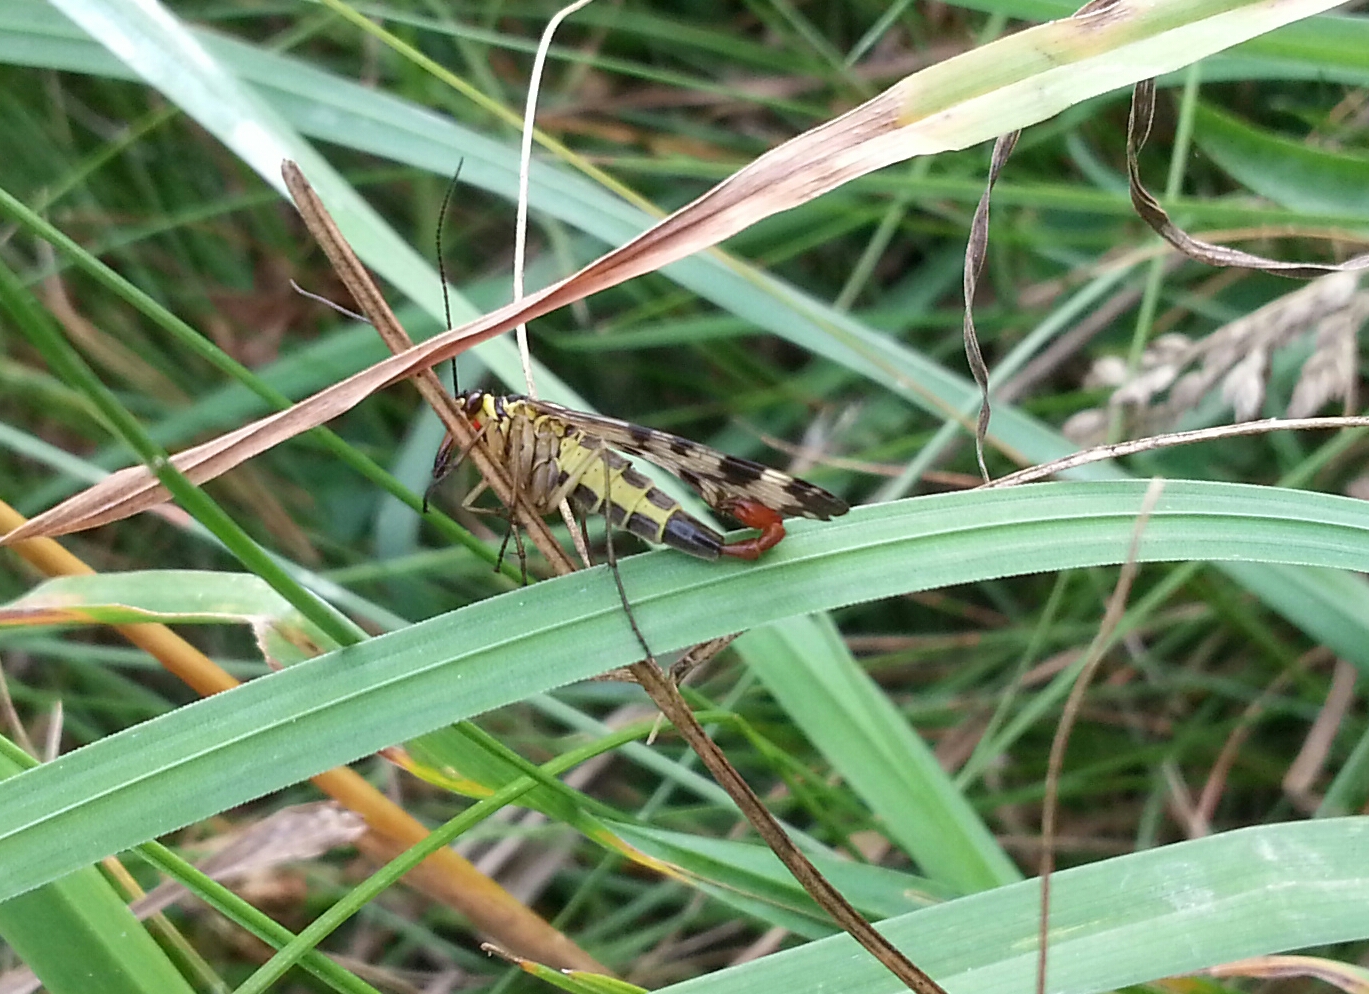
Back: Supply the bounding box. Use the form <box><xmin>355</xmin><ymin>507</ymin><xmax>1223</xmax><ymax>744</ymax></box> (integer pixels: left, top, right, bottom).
<box><xmin>522</xmin><ymin>398</ymin><xmax>848</xmax><ymax>521</ymax></box>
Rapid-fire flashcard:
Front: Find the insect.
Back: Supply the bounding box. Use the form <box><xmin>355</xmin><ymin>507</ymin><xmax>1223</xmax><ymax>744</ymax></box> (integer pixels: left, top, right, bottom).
<box><xmin>427</xmin><ymin>390</ymin><xmax>848</xmax><ymax>562</ymax></box>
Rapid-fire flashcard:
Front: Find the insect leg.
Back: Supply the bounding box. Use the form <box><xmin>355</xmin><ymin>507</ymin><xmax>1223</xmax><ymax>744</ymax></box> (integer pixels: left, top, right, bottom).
<box><xmin>494</xmin><ymin>526</ymin><xmax>515</xmax><ymax>573</ymax></box>
<box><xmin>599</xmin><ymin>447</ymin><xmax>656</xmax><ymax>665</ymax></box>
<box><xmin>462</xmin><ymin>491</ymin><xmax>526</xmax><ymax>581</ymax></box>
<box><xmin>505</xmin><ymin>520</ymin><xmax>531</xmax><ymax>585</ymax></box>
<box><xmin>423</xmin><ymin>420</ymin><xmax>493</xmax><ymax>512</ymax></box>
<box><xmin>439</xmin><ymin>420</ymin><xmax>533</xmax><ymax>582</ymax></box>
<box><xmin>577</xmin><ymin>513</ymin><xmax>593</xmax><ymax>567</ymax></box>
<box><xmin>716</xmin><ymin>500</ymin><xmax>787</xmax><ymax>561</ymax></box>
<box><xmin>505</xmin><ymin>420</ymin><xmax>532</xmax><ymax>584</ymax></box>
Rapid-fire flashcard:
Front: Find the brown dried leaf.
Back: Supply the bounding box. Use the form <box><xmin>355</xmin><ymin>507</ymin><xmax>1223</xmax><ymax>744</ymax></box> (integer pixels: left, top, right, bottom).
<box><xmin>1129</xmin><ymin>78</ymin><xmax>1369</xmax><ymax>278</ymax></box>
<box><xmin>1204</xmin><ymin>954</ymin><xmax>1369</xmax><ymax>994</ymax></box>
<box><xmin>964</xmin><ymin>131</ymin><xmax>1021</xmax><ymax>483</ymax></box>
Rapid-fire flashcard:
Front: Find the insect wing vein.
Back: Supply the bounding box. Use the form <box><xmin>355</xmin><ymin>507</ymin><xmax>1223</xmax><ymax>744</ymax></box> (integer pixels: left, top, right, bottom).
<box><xmin>519</xmin><ymin>399</ymin><xmax>847</xmax><ymax>521</ymax></box>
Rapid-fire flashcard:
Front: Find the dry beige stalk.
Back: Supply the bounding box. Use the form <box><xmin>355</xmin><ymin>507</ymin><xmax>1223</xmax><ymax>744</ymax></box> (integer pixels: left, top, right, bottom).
<box><xmin>1064</xmin><ymin>272</ymin><xmax>1369</xmax><ymax>445</ymax></box>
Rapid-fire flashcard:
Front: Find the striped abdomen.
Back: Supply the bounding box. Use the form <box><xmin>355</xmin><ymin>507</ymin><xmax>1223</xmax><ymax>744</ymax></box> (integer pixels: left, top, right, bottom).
<box><xmin>468</xmin><ymin>394</ymin><xmax>727</xmax><ymax>561</ymax></box>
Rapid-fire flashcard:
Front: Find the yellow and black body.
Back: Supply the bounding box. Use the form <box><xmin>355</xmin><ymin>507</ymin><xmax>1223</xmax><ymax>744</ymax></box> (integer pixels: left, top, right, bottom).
<box><xmin>429</xmin><ymin>390</ymin><xmax>848</xmax><ymax>561</ymax></box>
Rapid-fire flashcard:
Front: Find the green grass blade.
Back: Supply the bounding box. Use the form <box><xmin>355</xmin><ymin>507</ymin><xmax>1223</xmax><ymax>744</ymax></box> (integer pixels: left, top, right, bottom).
<box><xmin>3</xmin><ymin>480</ymin><xmax>1369</xmax><ymax>903</ymax></box>
<box><xmin>739</xmin><ymin>615</ymin><xmax>1019</xmax><ymax>893</ymax></box>
<box><xmin>0</xmin><ymin>752</ymin><xmax>197</xmax><ymax>994</ymax></box>
<box><xmin>657</xmin><ymin>818</ymin><xmax>1369</xmax><ymax>994</ymax></box>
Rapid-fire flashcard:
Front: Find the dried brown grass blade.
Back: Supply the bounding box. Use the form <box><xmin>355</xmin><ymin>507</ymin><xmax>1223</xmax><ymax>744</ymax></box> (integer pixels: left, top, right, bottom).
<box><xmin>627</xmin><ymin>659</ymin><xmax>950</xmax><ymax>994</ymax></box>
<box><xmin>963</xmin><ymin>130</ymin><xmax>1020</xmax><ymax>482</ymax></box>
<box><xmin>1283</xmin><ymin>657</ymin><xmax>1357</xmax><ymax>812</ymax></box>
<box><xmin>3</xmin><ymin>71</ymin><xmax>935</xmax><ymax>545</ymax></box>
<box><xmin>281</xmin><ymin>163</ymin><xmax>571</xmax><ymax>573</ymax></box>
<box><xmin>1204</xmin><ymin>954</ymin><xmax>1369</xmax><ymax>994</ymax></box>
<box><xmin>1128</xmin><ymin>78</ymin><xmax>1369</xmax><ymax>278</ymax></box>
<box><xmin>985</xmin><ymin>415</ymin><xmax>1369</xmax><ymax>489</ymax></box>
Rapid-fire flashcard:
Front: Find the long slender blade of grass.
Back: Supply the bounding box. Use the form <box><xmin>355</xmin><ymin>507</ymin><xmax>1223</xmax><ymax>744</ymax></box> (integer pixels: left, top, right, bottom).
<box><xmin>3</xmin><ymin>480</ymin><xmax>1369</xmax><ymax>903</ymax></box>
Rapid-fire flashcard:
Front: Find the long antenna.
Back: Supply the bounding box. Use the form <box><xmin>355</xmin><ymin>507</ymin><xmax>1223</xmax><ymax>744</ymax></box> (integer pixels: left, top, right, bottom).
<box><xmin>435</xmin><ymin>160</ymin><xmax>463</xmax><ymax>392</ymax></box>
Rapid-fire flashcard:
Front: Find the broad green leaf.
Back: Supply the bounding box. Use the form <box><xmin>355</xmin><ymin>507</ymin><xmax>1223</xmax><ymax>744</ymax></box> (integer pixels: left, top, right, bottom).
<box><xmin>1192</xmin><ymin>102</ymin><xmax>1369</xmax><ymax>217</ymax></box>
<box><xmin>656</xmin><ymin>818</ymin><xmax>1369</xmax><ymax>994</ymax></box>
<box><xmin>3</xmin><ymin>480</ymin><xmax>1369</xmax><ymax>904</ymax></box>
<box><xmin>0</xmin><ymin>570</ymin><xmax>336</xmax><ymax>667</ymax></box>
<box><xmin>739</xmin><ymin>615</ymin><xmax>1019</xmax><ymax>894</ymax></box>
<box><xmin>0</xmin><ymin>752</ymin><xmax>196</xmax><ymax>994</ymax></box>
